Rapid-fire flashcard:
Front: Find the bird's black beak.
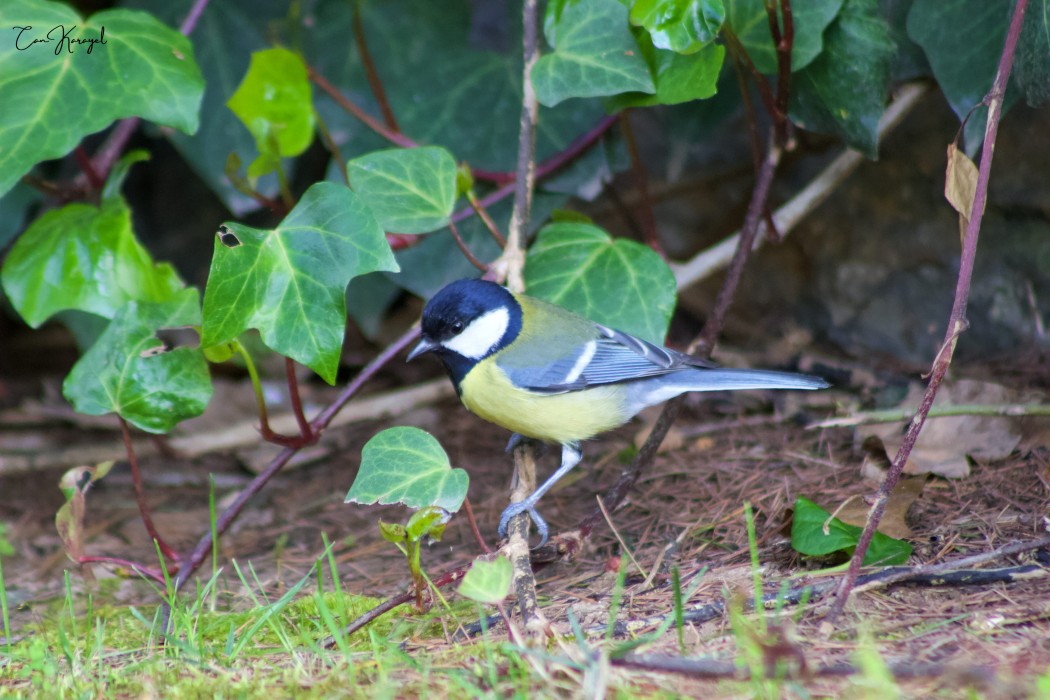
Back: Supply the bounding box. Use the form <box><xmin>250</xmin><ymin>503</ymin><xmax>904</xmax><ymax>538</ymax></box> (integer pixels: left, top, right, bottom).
<box><xmin>407</xmin><ymin>337</ymin><xmax>436</xmax><ymax>362</ymax></box>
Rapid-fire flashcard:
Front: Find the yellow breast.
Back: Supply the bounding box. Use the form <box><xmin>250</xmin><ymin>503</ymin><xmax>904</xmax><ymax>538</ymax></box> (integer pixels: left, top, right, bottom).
<box><xmin>458</xmin><ymin>359</ymin><xmax>630</xmax><ymax>444</ymax></box>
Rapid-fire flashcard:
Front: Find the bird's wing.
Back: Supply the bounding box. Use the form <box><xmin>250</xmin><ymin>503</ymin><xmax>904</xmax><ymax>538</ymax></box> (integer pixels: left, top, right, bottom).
<box><xmin>499</xmin><ymin>323</ymin><xmax>716</xmax><ymax>394</ymax></box>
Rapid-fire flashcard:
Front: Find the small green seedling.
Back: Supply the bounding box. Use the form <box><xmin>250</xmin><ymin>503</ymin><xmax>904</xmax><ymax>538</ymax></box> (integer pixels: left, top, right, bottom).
<box><xmin>790</xmin><ymin>496</ymin><xmax>912</xmax><ymax>566</ymax></box>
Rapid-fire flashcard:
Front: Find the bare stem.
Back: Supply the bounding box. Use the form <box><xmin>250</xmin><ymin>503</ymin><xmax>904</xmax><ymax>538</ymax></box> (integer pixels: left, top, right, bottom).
<box><xmin>352</xmin><ymin>0</ymin><xmax>400</xmax><ymax>132</ymax></box>
<box><xmin>826</xmin><ymin>0</ymin><xmax>1030</xmax><ymax>622</ymax></box>
<box><xmin>119</xmin><ymin>418</ymin><xmax>179</xmax><ymax>563</ymax></box>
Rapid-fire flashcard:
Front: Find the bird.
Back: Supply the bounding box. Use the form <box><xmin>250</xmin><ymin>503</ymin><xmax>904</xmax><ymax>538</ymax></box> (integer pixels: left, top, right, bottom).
<box><xmin>407</xmin><ymin>278</ymin><xmax>828</xmax><ymax>546</ymax></box>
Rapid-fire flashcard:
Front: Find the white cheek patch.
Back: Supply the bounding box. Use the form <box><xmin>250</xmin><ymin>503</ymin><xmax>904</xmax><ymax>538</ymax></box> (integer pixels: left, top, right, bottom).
<box><xmin>442</xmin><ymin>307</ymin><xmax>510</xmax><ymax>359</ymax></box>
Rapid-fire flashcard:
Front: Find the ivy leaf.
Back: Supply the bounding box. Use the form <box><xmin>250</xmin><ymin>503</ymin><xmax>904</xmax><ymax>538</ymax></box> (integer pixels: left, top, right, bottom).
<box><xmin>227</xmin><ymin>47</ymin><xmax>315</xmax><ymax>179</ymax></box>
<box><xmin>790</xmin><ymin>496</ymin><xmax>912</xmax><ymax>566</ymax></box>
<box><xmin>200</xmin><ymin>182</ymin><xmax>398</xmax><ymax>384</ymax></box>
<box><xmin>63</xmin><ymin>289</ymin><xmax>212</xmax><ymax>434</ymax></box>
<box><xmin>1015</xmin><ymin>0</ymin><xmax>1050</xmax><ymax>106</ymax></box>
<box><xmin>0</xmin><ymin>0</ymin><xmax>203</xmax><ymax>196</ymax></box>
<box><xmin>907</xmin><ymin>0</ymin><xmax>1017</xmax><ymax>151</ymax></box>
<box><xmin>524</xmin><ymin>222</ymin><xmax>677</xmax><ymax>343</ymax></box>
<box><xmin>348</xmin><ymin>147</ymin><xmax>458</xmax><ymax>234</ymax></box>
<box><xmin>790</xmin><ymin>0</ymin><xmax>895</xmax><ymax>158</ymax></box>
<box><xmin>458</xmin><ymin>556</ymin><xmax>513</xmax><ymax>604</ymax></box>
<box><xmin>724</xmin><ymin>0</ymin><xmax>843</xmax><ymax>74</ymax></box>
<box><xmin>405</xmin><ymin>506</ymin><xmax>451</xmax><ymax>542</ymax></box>
<box><xmin>609</xmin><ymin>36</ymin><xmax>725</xmax><ymax>108</ymax></box>
<box><xmin>345</xmin><ymin>427</ymin><xmax>469</xmax><ymax>513</ymax></box>
<box><xmin>630</xmin><ymin>0</ymin><xmax>725</xmax><ymax>54</ymax></box>
<box><xmin>532</xmin><ymin>0</ymin><xmax>655</xmax><ymax>106</ymax></box>
<box><xmin>1</xmin><ymin>197</ymin><xmax>184</xmax><ymax>328</ymax></box>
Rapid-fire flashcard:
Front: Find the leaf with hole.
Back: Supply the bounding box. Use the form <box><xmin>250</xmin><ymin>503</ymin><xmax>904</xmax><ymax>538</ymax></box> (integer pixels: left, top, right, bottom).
<box><xmin>524</xmin><ymin>222</ymin><xmax>677</xmax><ymax>343</ymax></box>
<box><xmin>200</xmin><ymin>182</ymin><xmax>398</xmax><ymax>384</ymax></box>
<box><xmin>0</xmin><ymin>0</ymin><xmax>203</xmax><ymax>196</ymax></box>
<box><xmin>63</xmin><ymin>289</ymin><xmax>212</xmax><ymax>433</ymax></box>
<box><xmin>345</xmin><ymin>427</ymin><xmax>468</xmax><ymax>513</ymax></box>
<box><xmin>348</xmin><ymin>147</ymin><xmax>458</xmax><ymax>234</ymax></box>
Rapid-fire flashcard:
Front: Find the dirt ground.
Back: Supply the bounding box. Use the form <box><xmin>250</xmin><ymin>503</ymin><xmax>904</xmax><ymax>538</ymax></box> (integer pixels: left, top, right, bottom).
<box><xmin>2</xmin><ymin>354</ymin><xmax>1048</xmax><ymax>697</ymax></box>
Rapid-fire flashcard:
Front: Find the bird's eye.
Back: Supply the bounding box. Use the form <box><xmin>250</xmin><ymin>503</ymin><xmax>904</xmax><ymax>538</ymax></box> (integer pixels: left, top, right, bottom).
<box><xmin>450</xmin><ymin>320</ymin><xmax>465</xmax><ymax>334</ymax></box>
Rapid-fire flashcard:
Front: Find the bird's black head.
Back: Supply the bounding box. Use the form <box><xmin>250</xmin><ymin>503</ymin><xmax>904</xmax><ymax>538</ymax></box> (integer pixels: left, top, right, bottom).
<box><xmin>407</xmin><ymin>279</ymin><xmax>523</xmax><ymax>384</ymax></box>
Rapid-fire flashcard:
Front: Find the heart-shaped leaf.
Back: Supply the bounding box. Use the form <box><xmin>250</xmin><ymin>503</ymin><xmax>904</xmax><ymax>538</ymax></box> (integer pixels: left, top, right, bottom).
<box><xmin>0</xmin><ymin>0</ymin><xmax>203</xmax><ymax>196</ymax></box>
<box><xmin>458</xmin><ymin>555</ymin><xmax>513</xmax><ymax>604</ymax></box>
<box><xmin>227</xmin><ymin>47</ymin><xmax>315</xmax><ymax>179</ymax></box>
<box><xmin>525</xmin><ymin>222</ymin><xmax>677</xmax><ymax>343</ymax></box>
<box><xmin>346</xmin><ymin>427</ymin><xmax>468</xmax><ymax>513</ymax></box>
<box><xmin>532</xmin><ymin>0</ymin><xmax>655</xmax><ymax>106</ymax></box>
<box><xmin>348</xmin><ymin>147</ymin><xmax>458</xmax><ymax>234</ymax></box>
<box><xmin>1</xmin><ymin>196</ymin><xmax>185</xmax><ymax>328</ymax></box>
<box><xmin>63</xmin><ymin>289</ymin><xmax>212</xmax><ymax>434</ymax></box>
<box><xmin>200</xmin><ymin>182</ymin><xmax>398</xmax><ymax>384</ymax></box>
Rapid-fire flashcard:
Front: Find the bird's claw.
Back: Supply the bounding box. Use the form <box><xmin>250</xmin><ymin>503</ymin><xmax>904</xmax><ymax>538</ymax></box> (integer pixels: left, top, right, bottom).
<box><xmin>498</xmin><ymin>499</ymin><xmax>549</xmax><ymax>547</ymax></box>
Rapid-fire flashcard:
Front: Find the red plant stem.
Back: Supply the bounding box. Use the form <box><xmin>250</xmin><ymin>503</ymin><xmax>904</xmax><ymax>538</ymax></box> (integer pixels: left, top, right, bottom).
<box><xmin>467</xmin><ymin>190</ymin><xmax>508</xmax><ymax>247</ymax></box>
<box><xmin>619</xmin><ymin>111</ymin><xmax>663</xmax><ymax>256</ymax></box>
<box><xmin>769</xmin><ymin>0</ymin><xmax>794</xmax><ymax>142</ymax></box>
<box><xmin>462</xmin><ymin>497</ymin><xmax>493</xmax><ymax>554</ymax></box>
<box><xmin>697</xmin><ymin>137</ymin><xmax>782</xmax><ymax>353</ymax></box>
<box><xmin>827</xmin><ymin>0</ymin><xmax>1030</xmax><ymax>622</ymax></box>
<box><xmin>178</xmin><ymin>0</ymin><xmax>211</xmax><ymax>35</ymax></box>
<box><xmin>448</xmin><ymin>219</ymin><xmax>488</xmax><ymax>272</ymax></box>
<box><xmin>720</xmin><ymin>27</ymin><xmax>777</xmax><ymax>128</ymax></box>
<box><xmin>308</xmin><ymin>66</ymin><xmax>418</xmax><ymax>149</ymax></box>
<box><xmin>285</xmin><ymin>357</ymin><xmax>314</xmax><ymax>442</ymax></box>
<box><xmin>168</xmin><ymin>325</ymin><xmax>421</xmax><ymax>605</ymax></box>
<box><xmin>73</xmin><ymin>146</ymin><xmax>103</xmax><ymax>191</ymax></box>
<box><xmin>352</xmin><ymin>1</ymin><xmax>400</xmax><ymax>133</ymax></box>
<box><xmin>118</xmin><ymin>418</ymin><xmax>180</xmax><ymax>563</ymax></box>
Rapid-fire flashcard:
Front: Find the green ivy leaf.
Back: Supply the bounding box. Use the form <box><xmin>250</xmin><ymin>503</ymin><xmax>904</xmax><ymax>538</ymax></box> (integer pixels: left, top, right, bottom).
<box><xmin>227</xmin><ymin>47</ymin><xmax>315</xmax><ymax>179</ymax></box>
<box><xmin>345</xmin><ymin>427</ymin><xmax>469</xmax><ymax>513</ymax></box>
<box><xmin>200</xmin><ymin>182</ymin><xmax>398</xmax><ymax>384</ymax></box>
<box><xmin>907</xmin><ymin>0</ymin><xmax>1017</xmax><ymax>151</ymax></box>
<box><xmin>458</xmin><ymin>556</ymin><xmax>513</xmax><ymax>604</ymax></box>
<box><xmin>790</xmin><ymin>496</ymin><xmax>912</xmax><ymax>566</ymax></box>
<box><xmin>524</xmin><ymin>222</ymin><xmax>677</xmax><ymax>343</ymax></box>
<box><xmin>1015</xmin><ymin>0</ymin><xmax>1050</xmax><ymax>106</ymax></box>
<box><xmin>0</xmin><ymin>0</ymin><xmax>203</xmax><ymax>196</ymax></box>
<box><xmin>348</xmin><ymin>147</ymin><xmax>458</xmax><ymax>234</ymax></box>
<box><xmin>630</xmin><ymin>0</ymin><xmax>725</xmax><ymax>54</ymax></box>
<box><xmin>790</xmin><ymin>0</ymin><xmax>895</xmax><ymax>158</ymax></box>
<box><xmin>532</xmin><ymin>0</ymin><xmax>655</xmax><ymax>106</ymax></box>
<box><xmin>405</xmin><ymin>506</ymin><xmax>451</xmax><ymax>541</ymax></box>
<box><xmin>609</xmin><ymin>36</ymin><xmax>725</xmax><ymax>108</ymax></box>
<box><xmin>63</xmin><ymin>289</ymin><xmax>212</xmax><ymax>434</ymax></box>
<box><xmin>1</xmin><ymin>197</ymin><xmax>184</xmax><ymax>328</ymax></box>
<box><xmin>724</xmin><ymin>0</ymin><xmax>843</xmax><ymax>74</ymax></box>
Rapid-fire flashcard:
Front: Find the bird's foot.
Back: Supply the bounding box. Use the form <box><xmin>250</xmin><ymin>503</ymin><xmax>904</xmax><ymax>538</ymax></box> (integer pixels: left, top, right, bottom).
<box><xmin>498</xmin><ymin>497</ymin><xmax>549</xmax><ymax>547</ymax></box>
<box><xmin>504</xmin><ymin>434</ymin><xmax>548</xmax><ymax>458</ymax></box>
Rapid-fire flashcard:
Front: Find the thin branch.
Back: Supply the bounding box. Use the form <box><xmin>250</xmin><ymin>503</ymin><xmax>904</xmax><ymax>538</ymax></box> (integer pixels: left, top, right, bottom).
<box><xmin>619</xmin><ymin>111</ymin><xmax>662</xmax><ymax>256</ymax></box>
<box><xmin>466</xmin><ymin>189</ymin><xmax>508</xmax><ymax>247</ymax></box>
<box><xmin>285</xmin><ymin>357</ymin><xmax>315</xmax><ymax>443</ymax></box>
<box><xmin>810</xmin><ymin>402</ymin><xmax>1050</xmax><ymax>429</ymax></box>
<box><xmin>462</xmin><ymin>497</ymin><xmax>493</xmax><ymax>554</ymax></box>
<box><xmin>352</xmin><ymin>0</ymin><xmax>400</xmax><ymax>133</ymax></box>
<box><xmin>308</xmin><ymin>66</ymin><xmax>417</xmax><ymax>150</ymax></box>
<box><xmin>118</xmin><ymin>418</ymin><xmax>179</xmax><ymax>563</ymax></box>
<box><xmin>448</xmin><ymin>219</ymin><xmax>489</xmax><ymax>272</ymax></box>
<box><xmin>827</xmin><ymin>0</ymin><xmax>1030</xmax><ymax>622</ymax></box>
<box><xmin>77</xmin><ymin>557</ymin><xmax>168</xmax><ymax>585</ymax></box>
<box><xmin>178</xmin><ymin>0</ymin><xmax>211</xmax><ymax>35</ymax></box>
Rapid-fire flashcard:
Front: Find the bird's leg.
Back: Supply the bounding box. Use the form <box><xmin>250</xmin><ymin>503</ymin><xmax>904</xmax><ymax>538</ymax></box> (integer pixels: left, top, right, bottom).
<box><xmin>498</xmin><ymin>442</ymin><xmax>583</xmax><ymax>546</ymax></box>
<box><xmin>505</xmin><ymin>433</ymin><xmax>547</xmax><ymax>458</ymax></box>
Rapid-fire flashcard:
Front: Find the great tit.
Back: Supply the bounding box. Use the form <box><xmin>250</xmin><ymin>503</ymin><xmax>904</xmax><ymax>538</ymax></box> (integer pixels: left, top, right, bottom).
<box><xmin>408</xmin><ymin>278</ymin><xmax>828</xmax><ymax>546</ymax></box>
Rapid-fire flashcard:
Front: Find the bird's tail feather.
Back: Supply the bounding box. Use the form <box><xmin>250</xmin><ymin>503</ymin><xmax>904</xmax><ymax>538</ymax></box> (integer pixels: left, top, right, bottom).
<box><xmin>625</xmin><ymin>368</ymin><xmax>828</xmax><ymax>414</ymax></box>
